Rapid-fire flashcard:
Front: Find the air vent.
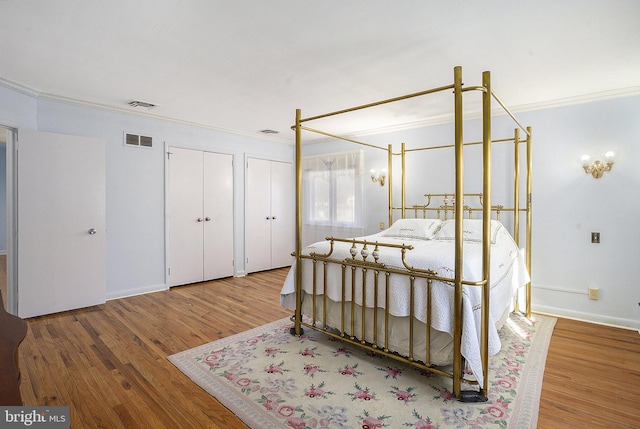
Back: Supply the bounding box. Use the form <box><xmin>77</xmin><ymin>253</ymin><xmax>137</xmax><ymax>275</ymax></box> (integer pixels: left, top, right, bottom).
<box><xmin>139</xmin><ymin>135</ymin><xmax>153</xmax><ymax>147</ymax></box>
<box><xmin>125</xmin><ymin>133</ymin><xmax>153</xmax><ymax>148</ymax></box>
<box><xmin>260</xmin><ymin>129</ymin><xmax>279</xmax><ymax>134</ymax></box>
<box><xmin>128</xmin><ymin>100</ymin><xmax>156</xmax><ymax>109</ymax></box>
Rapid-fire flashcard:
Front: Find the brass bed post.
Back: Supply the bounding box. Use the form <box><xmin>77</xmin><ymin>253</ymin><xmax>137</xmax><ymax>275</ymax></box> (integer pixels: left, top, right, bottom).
<box><xmin>452</xmin><ymin>66</ymin><xmax>464</xmax><ymax>400</ymax></box>
<box><xmin>513</xmin><ymin>128</ymin><xmax>521</xmax><ymax>247</ymax></box>
<box><xmin>512</xmin><ymin>128</ymin><xmax>521</xmax><ymax>314</ymax></box>
<box><xmin>480</xmin><ymin>70</ymin><xmax>492</xmax><ymax>400</ymax></box>
<box><xmin>293</xmin><ymin>109</ymin><xmax>303</xmax><ymax>336</ymax></box>
<box><xmin>526</xmin><ymin>127</ymin><xmax>533</xmax><ymax>318</ymax></box>
<box><xmin>401</xmin><ymin>143</ymin><xmax>406</xmax><ymax>219</ymax></box>
<box><xmin>387</xmin><ymin>144</ymin><xmax>393</xmax><ymax>227</ymax></box>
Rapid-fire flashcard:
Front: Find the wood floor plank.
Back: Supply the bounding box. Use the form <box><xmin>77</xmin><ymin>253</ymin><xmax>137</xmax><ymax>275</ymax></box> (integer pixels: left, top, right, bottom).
<box><xmin>10</xmin><ymin>268</ymin><xmax>640</xmax><ymax>428</ymax></box>
<box><xmin>538</xmin><ymin>317</ymin><xmax>640</xmax><ymax>429</ymax></box>
<box><xmin>16</xmin><ymin>269</ymin><xmax>291</xmax><ymax>428</ymax></box>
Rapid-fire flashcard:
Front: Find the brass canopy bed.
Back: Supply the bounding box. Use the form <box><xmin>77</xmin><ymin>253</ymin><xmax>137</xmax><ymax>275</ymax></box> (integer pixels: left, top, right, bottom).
<box><xmin>280</xmin><ymin>66</ymin><xmax>532</xmax><ymax>401</ymax></box>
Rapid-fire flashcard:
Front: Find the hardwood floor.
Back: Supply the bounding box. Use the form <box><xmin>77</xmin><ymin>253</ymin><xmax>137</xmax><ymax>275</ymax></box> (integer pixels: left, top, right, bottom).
<box><xmin>538</xmin><ymin>317</ymin><xmax>640</xmax><ymax>428</ymax></box>
<box><xmin>18</xmin><ymin>269</ymin><xmax>291</xmax><ymax>429</ymax></box>
<box><xmin>11</xmin><ymin>268</ymin><xmax>640</xmax><ymax>428</ymax></box>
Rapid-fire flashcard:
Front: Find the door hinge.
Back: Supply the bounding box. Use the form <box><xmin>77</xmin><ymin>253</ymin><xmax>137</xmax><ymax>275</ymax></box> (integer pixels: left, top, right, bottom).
<box><xmin>167</xmin><ymin>151</ymin><xmax>172</xmax><ymax>159</ymax></box>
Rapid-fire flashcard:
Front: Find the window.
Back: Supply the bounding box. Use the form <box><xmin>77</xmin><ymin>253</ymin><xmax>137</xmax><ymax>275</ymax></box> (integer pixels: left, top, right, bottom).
<box><xmin>303</xmin><ymin>150</ymin><xmax>363</xmax><ymax>227</ymax></box>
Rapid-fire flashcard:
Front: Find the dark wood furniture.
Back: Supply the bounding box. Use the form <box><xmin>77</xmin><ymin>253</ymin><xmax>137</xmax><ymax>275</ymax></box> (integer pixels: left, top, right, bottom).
<box><xmin>0</xmin><ymin>294</ymin><xmax>28</xmax><ymax>405</ymax></box>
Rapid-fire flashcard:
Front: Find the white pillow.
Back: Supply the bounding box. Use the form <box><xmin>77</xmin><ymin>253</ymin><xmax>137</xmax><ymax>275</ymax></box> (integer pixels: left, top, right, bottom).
<box><xmin>434</xmin><ymin>219</ymin><xmax>503</xmax><ymax>244</ymax></box>
<box><xmin>381</xmin><ymin>218</ymin><xmax>442</xmax><ymax>240</ymax></box>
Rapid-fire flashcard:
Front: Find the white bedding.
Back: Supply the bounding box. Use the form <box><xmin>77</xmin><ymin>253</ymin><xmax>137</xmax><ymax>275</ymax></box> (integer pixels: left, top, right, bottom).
<box><xmin>280</xmin><ymin>219</ymin><xmax>529</xmax><ymax>387</ymax></box>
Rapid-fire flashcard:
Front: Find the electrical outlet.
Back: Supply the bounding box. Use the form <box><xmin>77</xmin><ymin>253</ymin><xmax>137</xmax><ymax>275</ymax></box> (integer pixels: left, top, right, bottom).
<box><xmin>379</xmin><ymin>221</ymin><xmax>385</xmax><ymax>230</ymax></box>
<box><xmin>591</xmin><ymin>232</ymin><xmax>600</xmax><ymax>243</ymax></box>
<box><xmin>588</xmin><ymin>288</ymin><xmax>599</xmax><ymax>300</ymax></box>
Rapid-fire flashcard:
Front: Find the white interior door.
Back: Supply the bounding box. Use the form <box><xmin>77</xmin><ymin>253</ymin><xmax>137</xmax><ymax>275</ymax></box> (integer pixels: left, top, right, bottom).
<box><xmin>246</xmin><ymin>158</ymin><xmax>272</xmax><ymax>273</ymax></box>
<box><xmin>17</xmin><ymin>130</ymin><xmax>106</xmax><ymax>318</ymax></box>
<box><xmin>168</xmin><ymin>147</ymin><xmax>204</xmax><ymax>286</ymax></box>
<box><xmin>270</xmin><ymin>161</ymin><xmax>293</xmax><ymax>268</ymax></box>
<box><xmin>203</xmin><ymin>151</ymin><xmax>233</xmax><ymax>280</ymax></box>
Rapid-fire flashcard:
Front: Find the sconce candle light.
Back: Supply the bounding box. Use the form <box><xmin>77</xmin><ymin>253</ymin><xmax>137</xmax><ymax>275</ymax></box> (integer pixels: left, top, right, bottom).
<box><xmin>581</xmin><ymin>151</ymin><xmax>615</xmax><ymax>179</ymax></box>
<box><xmin>370</xmin><ymin>168</ymin><xmax>386</xmax><ymax>186</ymax></box>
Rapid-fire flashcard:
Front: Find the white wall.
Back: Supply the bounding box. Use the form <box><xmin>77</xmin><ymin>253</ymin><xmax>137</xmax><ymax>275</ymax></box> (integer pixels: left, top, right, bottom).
<box><xmin>304</xmin><ymin>94</ymin><xmax>640</xmax><ymax>330</ymax></box>
<box><xmin>2</xmin><ymin>82</ymin><xmax>639</xmax><ymax>328</ymax></box>
<box><xmin>0</xmin><ymin>84</ymin><xmax>293</xmax><ymax>300</ymax></box>
<box><xmin>424</xmin><ymin>95</ymin><xmax>640</xmax><ymax>330</ymax></box>
<box><xmin>0</xmin><ymin>84</ymin><xmax>38</xmax><ymax>129</ymax></box>
<box><xmin>518</xmin><ymin>95</ymin><xmax>640</xmax><ymax>329</ymax></box>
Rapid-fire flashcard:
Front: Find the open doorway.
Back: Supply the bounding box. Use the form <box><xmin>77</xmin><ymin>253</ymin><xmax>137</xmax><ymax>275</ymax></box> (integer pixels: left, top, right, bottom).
<box><xmin>0</xmin><ymin>126</ymin><xmax>12</xmax><ymax>313</ymax></box>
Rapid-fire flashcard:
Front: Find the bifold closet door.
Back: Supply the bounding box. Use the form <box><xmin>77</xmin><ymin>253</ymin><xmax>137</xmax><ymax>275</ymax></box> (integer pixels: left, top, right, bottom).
<box><xmin>269</xmin><ymin>160</ymin><xmax>294</xmax><ymax>268</ymax></box>
<box><xmin>169</xmin><ymin>148</ymin><xmax>233</xmax><ymax>286</ymax></box>
<box><xmin>246</xmin><ymin>158</ymin><xmax>272</xmax><ymax>273</ymax></box>
<box><xmin>246</xmin><ymin>158</ymin><xmax>292</xmax><ymax>273</ymax></box>
<box><xmin>203</xmin><ymin>151</ymin><xmax>234</xmax><ymax>280</ymax></box>
<box><xmin>169</xmin><ymin>148</ymin><xmax>203</xmax><ymax>286</ymax></box>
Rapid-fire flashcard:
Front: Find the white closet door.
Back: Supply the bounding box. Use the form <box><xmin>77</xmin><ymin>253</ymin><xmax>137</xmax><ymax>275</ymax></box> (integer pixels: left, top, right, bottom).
<box><xmin>168</xmin><ymin>148</ymin><xmax>204</xmax><ymax>286</ymax></box>
<box><xmin>18</xmin><ymin>130</ymin><xmax>106</xmax><ymax>318</ymax></box>
<box><xmin>270</xmin><ymin>161</ymin><xmax>293</xmax><ymax>268</ymax></box>
<box><xmin>246</xmin><ymin>158</ymin><xmax>272</xmax><ymax>273</ymax></box>
<box><xmin>203</xmin><ymin>152</ymin><xmax>234</xmax><ymax>280</ymax></box>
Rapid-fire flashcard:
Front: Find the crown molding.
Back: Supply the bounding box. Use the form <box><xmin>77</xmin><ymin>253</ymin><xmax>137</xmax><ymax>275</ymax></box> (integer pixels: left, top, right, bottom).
<box><xmin>0</xmin><ymin>78</ymin><xmax>292</xmax><ymax>145</ymax></box>
<box><xmin>348</xmin><ymin>86</ymin><xmax>640</xmax><ymax>139</ymax></box>
<box><xmin>509</xmin><ymin>86</ymin><xmax>640</xmax><ymax>114</ymax></box>
<box><xmin>37</xmin><ymin>92</ymin><xmax>293</xmax><ymax>144</ymax></box>
<box><xmin>0</xmin><ymin>77</ymin><xmax>40</xmax><ymax>97</ymax></box>
<box><xmin>2</xmin><ymin>77</ymin><xmax>638</xmax><ymax>145</ymax></box>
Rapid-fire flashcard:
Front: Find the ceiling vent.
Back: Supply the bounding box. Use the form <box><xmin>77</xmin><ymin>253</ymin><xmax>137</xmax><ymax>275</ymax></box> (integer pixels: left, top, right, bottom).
<box><xmin>260</xmin><ymin>129</ymin><xmax>279</xmax><ymax>134</ymax></box>
<box><xmin>125</xmin><ymin>133</ymin><xmax>153</xmax><ymax>148</ymax></box>
<box><xmin>128</xmin><ymin>100</ymin><xmax>156</xmax><ymax>109</ymax></box>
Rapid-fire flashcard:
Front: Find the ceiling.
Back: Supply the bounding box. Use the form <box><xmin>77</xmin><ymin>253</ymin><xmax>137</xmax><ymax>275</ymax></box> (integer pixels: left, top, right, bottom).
<box><xmin>1</xmin><ymin>0</ymin><xmax>639</xmax><ymax>143</ymax></box>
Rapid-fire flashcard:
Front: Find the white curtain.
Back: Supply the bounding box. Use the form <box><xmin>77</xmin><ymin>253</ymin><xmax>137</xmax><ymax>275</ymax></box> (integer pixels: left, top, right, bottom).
<box><xmin>301</xmin><ymin>150</ymin><xmax>364</xmax><ymax>246</ymax></box>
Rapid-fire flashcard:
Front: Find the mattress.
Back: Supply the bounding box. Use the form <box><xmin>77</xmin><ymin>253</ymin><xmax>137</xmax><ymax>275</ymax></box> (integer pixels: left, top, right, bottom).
<box><xmin>280</xmin><ymin>219</ymin><xmax>530</xmax><ymax>386</ymax></box>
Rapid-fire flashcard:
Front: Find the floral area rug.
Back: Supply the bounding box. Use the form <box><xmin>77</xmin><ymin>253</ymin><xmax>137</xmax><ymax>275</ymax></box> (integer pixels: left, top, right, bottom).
<box><xmin>169</xmin><ymin>313</ymin><xmax>555</xmax><ymax>429</ymax></box>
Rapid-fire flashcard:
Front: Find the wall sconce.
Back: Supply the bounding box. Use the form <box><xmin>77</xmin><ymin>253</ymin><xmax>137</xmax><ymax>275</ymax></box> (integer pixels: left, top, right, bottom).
<box><xmin>370</xmin><ymin>168</ymin><xmax>386</xmax><ymax>186</ymax></box>
<box><xmin>581</xmin><ymin>151</ymin><xmax>615</xmax><ymax>179</ymax></box>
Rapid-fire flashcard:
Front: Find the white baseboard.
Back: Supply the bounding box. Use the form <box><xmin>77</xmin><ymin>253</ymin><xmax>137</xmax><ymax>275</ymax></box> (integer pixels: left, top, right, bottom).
<box><xmin>534</xmin><ymin>304</ymin><xmax>640</xmax><ymax>331</ymax></box>
<box><xmin>106</xmin><ymin>283</ymin><xmax>167</xmax><ymax>301</ymax></box>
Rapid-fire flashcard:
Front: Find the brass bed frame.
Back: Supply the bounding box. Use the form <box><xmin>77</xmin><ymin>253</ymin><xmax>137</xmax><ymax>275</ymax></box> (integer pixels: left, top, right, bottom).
<box><xmin>290</xmin><ymin>66</ymin><xmax>532</xmax><ymax>401</ymax></box>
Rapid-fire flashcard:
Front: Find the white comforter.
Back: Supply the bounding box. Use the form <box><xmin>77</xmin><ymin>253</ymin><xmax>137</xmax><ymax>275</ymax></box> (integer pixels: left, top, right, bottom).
<box><xmin>280</xmin><ymin>223</ymin><xmax>529</xmax><ymax>387</ymax></box>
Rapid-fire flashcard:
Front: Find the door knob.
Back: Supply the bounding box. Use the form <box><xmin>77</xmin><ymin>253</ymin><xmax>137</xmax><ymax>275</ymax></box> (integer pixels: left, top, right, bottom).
<box><xmin>205</xmin><ymin>217</ymin><xmax>211</xmax><ymax>222</ymax></box>
<box><xmin>197</xmin><ymin>218</ymin><xmax>203</xmax><ymax>222</ymax></box>
<box><xmin>266</xmin><ymin>216</ymin><xmax>271</xmax><ymax>220</ymax></box>
<box><xmin>272</xmin><ymin>216</ymin><xmax>277</xmax><ymax>220</ymax></box>
<box><xmin>88</xmin><ymin>228</ymin><xmax>97</xmax><ymax>235</ymax></box>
